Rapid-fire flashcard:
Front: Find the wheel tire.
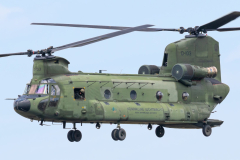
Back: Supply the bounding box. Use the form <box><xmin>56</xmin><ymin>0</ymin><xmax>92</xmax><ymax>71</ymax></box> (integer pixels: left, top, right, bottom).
<box><xmin>96</xmin><ymin>123</ymin><xmax>101</xmax><ymax>129</ymax></box>
<box><xmin>202</xmin><ymin>125</ymin><xmax>212</xmax><ymax>137</ymax></box>
<box><xmin>111</xmin><ymin>129</ymin><xmax>119</xmax><ymax>141</ymax></box>
<box><xmin>72</xmin><ymin>130</ymin><xmax>82</xmax><ymax>142</ymax></box>
<box><xmin>117</xmin><ymin>129</ymin><xmax>126</xmax><ymax>141</ymax></box>
<box><xmin>148</xmin><ymin>124</ymin><xmax>152</xmax><ymax>130</ymax></box>
<box><xmin>155</xmin><ymin>126</ymin><xmax>165</xmax><ymax>138</ymax></box>
<box><xmin>67</xmin><ymin>130</ymin><xmax>74</xmax><ymax>142</ymax></box>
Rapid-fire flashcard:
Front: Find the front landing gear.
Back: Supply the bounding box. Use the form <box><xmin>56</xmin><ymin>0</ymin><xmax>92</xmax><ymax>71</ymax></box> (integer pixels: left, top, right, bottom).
<box><xmin>67</xmin><ymin>130</ymin><xmax>82</xmax><ymax>142</ymax></box>
<box><xmin>202</xmin><ymin>124</ymin><xmax>212</xmax><ymax>137</ymax></box>
<box><xmin>66</xmin><ymin>123</ymin><xmax>82</xmax><ymax>142</ymax></box>
<box><xmin>155</xmin><ymin>125</ymin><xmax>165</xmax><ymax>138</ymax></box>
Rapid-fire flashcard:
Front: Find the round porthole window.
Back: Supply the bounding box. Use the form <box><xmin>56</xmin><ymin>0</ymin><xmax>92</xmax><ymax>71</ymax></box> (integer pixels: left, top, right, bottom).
<box><xmin>104</xmin><ymin>89</ymin><xmax>111</xmax><ymax>99</ymax></box>
<box><xmin>130</xmin><ymin>90</ymin><xmax>137</xmax><ymax>100</ymax></box>
<box><xmin>156</xmin><ymin>91</ymin><xmax>163</xmax><ymax>101</ymax></box>
<box><xmin>182</xmin><ymin>92</ymin><xmax>189</xmax><ymax>101</ymax></box>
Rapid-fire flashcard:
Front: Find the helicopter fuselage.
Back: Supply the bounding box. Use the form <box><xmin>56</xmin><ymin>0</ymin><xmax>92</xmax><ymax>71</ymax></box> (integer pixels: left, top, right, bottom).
<box><xmin>14</xmin><ymin>70</ymin><xmax>229</xmax><ymax>129</ymax></box>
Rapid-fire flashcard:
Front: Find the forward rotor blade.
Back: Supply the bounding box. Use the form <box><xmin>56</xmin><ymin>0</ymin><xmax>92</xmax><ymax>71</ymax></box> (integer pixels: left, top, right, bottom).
<box><xmin>217</xmin><ymin>27</ymin><xmax>240</xmax><ymax>32</ymax></box>
<box><xmin>32</xmin><ymin>23</ymin><xmax>171</xmax><ymax>32</ymax></box>
<box><xmin>5</xmin><ymin>98</ymin><xmax>16</xmax><ymax>100</ymax></box>
<box><xmin>52</xmin><ymin>24</ymin><xmax>154</xmax><ymax>52</ymax></box>
<box><xmin>0</xmin><ymin>52</ymin><xmax>29</xmax><ymax>58</ymax></box>
<box><xmin>198</xmin><ymin>11</ymin><xmax>240</xmax><ymax>31</ymax></box>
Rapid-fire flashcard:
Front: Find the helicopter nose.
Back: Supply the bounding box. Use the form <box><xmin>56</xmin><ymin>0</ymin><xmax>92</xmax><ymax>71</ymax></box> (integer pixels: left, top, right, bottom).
<box><xmin>14</xmin><ymin>99</ymin><xmax>31</xmax><ymax>112</ymax></box>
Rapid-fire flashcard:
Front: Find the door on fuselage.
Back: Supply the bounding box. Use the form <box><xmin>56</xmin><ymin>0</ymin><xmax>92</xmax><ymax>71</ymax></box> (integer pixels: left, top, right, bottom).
<box><xmin>72</xmin><ymin>87</ymin><xmax>88</xmax><ymax>119</ymax></box>
<box><xmin>33</xmin><ymin>79</ymin><xmax>61</xmax><ymax>113</ymax></box>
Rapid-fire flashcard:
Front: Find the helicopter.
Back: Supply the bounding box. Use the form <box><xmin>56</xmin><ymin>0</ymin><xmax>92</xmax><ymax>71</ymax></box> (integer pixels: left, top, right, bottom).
<box><xmin>2</xmin><ymin>11</ymin><xmax>240</xmax><ymax>142</ymax></box>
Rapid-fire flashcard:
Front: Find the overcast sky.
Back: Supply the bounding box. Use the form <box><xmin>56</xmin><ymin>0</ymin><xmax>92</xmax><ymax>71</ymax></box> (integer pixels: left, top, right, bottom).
<box><xmin>0</xmin><ymin>1</ymin><xmax>240</xmax><ymax>160</ymax></box>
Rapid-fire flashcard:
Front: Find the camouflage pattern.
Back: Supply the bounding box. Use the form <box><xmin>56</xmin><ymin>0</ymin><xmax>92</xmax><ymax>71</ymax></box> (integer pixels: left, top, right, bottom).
<box><xmin>14</xmin><ymin>36</ymin><xmax>229</xmax><ymax>129</ymax></box>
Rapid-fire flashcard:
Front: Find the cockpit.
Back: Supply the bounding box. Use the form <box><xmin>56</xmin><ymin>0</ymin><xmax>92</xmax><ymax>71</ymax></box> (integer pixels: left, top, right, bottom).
<box><xmin>15</xmin><ymin>78</ymin><xmax>61</xmax><ymax>113</ymax></box>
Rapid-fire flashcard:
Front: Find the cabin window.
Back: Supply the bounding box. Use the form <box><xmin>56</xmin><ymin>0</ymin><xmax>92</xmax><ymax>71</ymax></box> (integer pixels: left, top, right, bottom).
<box><xmin>74</xmin><ymin>88</ymin><xmax>85</xmax><ymax>100</ymax></box>
<box><xmin>104</xmin><ymin>89</ymin><xmax>111</xmax><ymax>99</ymax></box>
<box><xmin>49</xmin><ymin>98</ymin><xmax>59</xmax><ymax>107</ymax></box>
<box><xmin>130</xmin><ymin>90</ymin><xmax>137</xmax><ymax>100</ymax></box>
<box><xmin>162</xmin><ymin>53</ymin><xmax>168</xmax><ymax>67</ymax></box>
<box><xmin>23</xmin><ymin>85</ymin><xmax>31</xmax><ymax>94</ymax></box>
<box><xmin>28</xmin><ymin>85</ymin><xmax>38</xmax><ymax>94</ymax></box>
<box><xmin>38</xmin><ymin>98</ymin><xmax>48</xmax><ymax>111</ymax></box>
<box><xmin>35</xmin><ymin>84</ymin><xmax>49</xmax><ymax>94</ymax></box>
<box><xmin>182</xmin><ymin>92</ymin><xmax>189</xmax><ymax>101</ymax></box>
<box><xmin>156</xmin><ymin>91</ymin><xmax>163</xmax><ymax>101</ymax></box>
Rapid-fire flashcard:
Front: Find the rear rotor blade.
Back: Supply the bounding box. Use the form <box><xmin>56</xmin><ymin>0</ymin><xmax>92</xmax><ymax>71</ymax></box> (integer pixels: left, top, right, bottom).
<box><xmin>217</xmin><ymin>27</ymin><xmax>240</xmax><ymax>32</ymax></box>
<box><xmin>31</xmin><ymin>23</ymin><xmax>174</xmax><ymax>32</ymax></box>
<box><xmin>198</xmin><ymin>11</ymin><xmax>240</xmax><ymax>31</ymax></box>
<box><xmin>52</xmin><ymin>24</ymin><xmax>154</xmax><ymax>52</ymax></box>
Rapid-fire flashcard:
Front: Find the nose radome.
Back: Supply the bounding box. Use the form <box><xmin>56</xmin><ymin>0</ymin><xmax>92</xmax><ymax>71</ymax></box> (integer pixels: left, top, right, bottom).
<box><xmin>14</xmin><ymin>99</ymin><xmax>31</xmax><ymax>112</ymax></box>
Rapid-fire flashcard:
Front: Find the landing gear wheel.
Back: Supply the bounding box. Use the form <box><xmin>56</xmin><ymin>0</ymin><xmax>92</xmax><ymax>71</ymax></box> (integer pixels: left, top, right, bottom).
<box><xmin>96</xmin><ymin>123</ymin><xmax>101</xmax><ymax>129</ymax></box>
<box><xmin>117</xmin><ymin>129</ymin><xmax>126</xmax><ymax>141</ymax></box>
<box><xmin>202</xmin><ymin>125</ymin><xmax>212</xmax><ymax>137</ymax></box>
<box><xmin>67</xmin><ymin>130</ymin><xmax>74</xmax><ymax>142</ymax></box>
<box><xmin>155</xmin><ymin>126</ymin><xmax>165</xmax><ymax>138</ymax></box>
<box><xmin>111</xmin><ymin>129</ymin><xmax>119</xmax><ymax>141</ymax></box>
<box><xmin>72</xmin><ymin>130</ymin><xmax>82</xmax><ymax>142</ymax></box>
<box><xmin>148</xmin><ymin>123</ymin><xmax>152</xmax><ymax>130</ymax></box>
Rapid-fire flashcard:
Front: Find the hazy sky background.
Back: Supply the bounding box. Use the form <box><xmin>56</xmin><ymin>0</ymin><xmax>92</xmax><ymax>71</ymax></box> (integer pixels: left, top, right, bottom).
<box><xmin>0</xmin><ymin>1</ymin><xmax>240</xmax><ymax>160</ymax></box>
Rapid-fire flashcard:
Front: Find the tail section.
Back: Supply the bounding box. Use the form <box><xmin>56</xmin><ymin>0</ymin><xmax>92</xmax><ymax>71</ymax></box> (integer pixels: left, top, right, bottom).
<box><xmin>160</xmin><ymin>36</ymin><xmax>221</xmax><ymax>82</ymax></box>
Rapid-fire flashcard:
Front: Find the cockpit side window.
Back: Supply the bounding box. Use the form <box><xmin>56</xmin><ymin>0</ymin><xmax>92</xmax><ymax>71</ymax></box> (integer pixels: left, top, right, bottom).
<box><xmin>51</xmin><ymin>85</ymin><xmax>60</xmax><ymax>96</ymax></box>
<box><xmin>51</xmin><ymin>85</ymin><xmax>56</xmax><ymax>95</ymax></box>
<box><xmin>49</xmin><ymin>85</ymin><xmax>60</xmax><ymax>107</ymax></box>
<box><xmin>54</xmin><ymin>85</ymin><xmax>60</xmax><ymax>95</ymax></box>
<box><xmin>23</xmin><ymin>85</ymin><xmax>31</xmax><ymax>94</ymax></box>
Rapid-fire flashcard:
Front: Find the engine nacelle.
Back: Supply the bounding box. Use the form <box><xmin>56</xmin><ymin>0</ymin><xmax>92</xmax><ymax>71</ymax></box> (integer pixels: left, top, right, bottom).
<box><xmin>172</xmin><ymin>64</ymin><xmax>217</xmax><ymax>81</ymax></box>
<box><xmin>138</xmin><ymin>65</ymin><xmax>160</xmax><ymax>75</ymax></box>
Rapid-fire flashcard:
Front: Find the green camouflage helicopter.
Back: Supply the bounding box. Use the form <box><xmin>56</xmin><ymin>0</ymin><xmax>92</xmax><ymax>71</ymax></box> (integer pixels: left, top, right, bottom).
<box><xmin>3</xmin><ymin>11</ymin><xmax>240</xmax><ymax>142</ymax></box>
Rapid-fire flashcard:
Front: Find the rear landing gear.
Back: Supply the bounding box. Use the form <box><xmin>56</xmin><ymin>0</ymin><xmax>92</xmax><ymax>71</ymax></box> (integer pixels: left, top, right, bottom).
<box><xmin>111</xmin><ymin>123</ymin><xmax>126</xmax><ymax>141</ymax></box>
<box><xmin>202</xmin><ymin>124</ymin><xmax>212</xmax><ymax>137</ymax></box>
<box><xmin>111</xmin><ymin>129</ymin><xmax>119</xmax><ymax>141</ymax></box>
<box><xmin>67</xmin><ymin>130</ymin><xmax>82</xmax><ymax>142</ymax></box>
<box><xmin>155</xmin><ymin>125</ymin><xmax>165</xmax><ymax>138</ymax></box>
<box><xmin>111</xmin><ymin>128</ymin><xmax>126</xmax><ymax>141</ymax></box>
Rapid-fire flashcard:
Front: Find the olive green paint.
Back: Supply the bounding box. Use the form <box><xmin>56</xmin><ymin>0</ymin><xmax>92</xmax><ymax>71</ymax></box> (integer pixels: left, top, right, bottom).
<box><xmin>15</xmin><ymin>36</ymin><xmax>229</xmax><ymax>129</ymax></box>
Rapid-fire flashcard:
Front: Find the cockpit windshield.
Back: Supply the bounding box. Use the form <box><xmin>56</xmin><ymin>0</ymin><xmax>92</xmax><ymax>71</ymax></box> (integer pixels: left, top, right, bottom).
<box><xmin>41</xmin><ymin>78</ymin><xmax>56</xmax><ymax>83</ymax></box>
<box><xmin>28</xmin><ymin>85</ymin><xmax>38</xmax><ymax>94</ymax></box>
<box><xmin>23</xmin><ymin>85</ymin><xmax>31</xmax><ymax>94</ymax></box>
<box><xmin>35</xmin><ymin>84</ymin><xmax>49</xmax><ymax>94</ymax></box>
<box><xmin>24</xmin><ymin>78</ymin><xmax>60</xmax><ymax>95</ymax></box>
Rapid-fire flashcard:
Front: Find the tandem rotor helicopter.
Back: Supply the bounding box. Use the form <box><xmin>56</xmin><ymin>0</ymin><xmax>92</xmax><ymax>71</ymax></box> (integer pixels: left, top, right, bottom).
<box><xmin>3</xmin><ymin>11</ymin><xmax>240</xmax><ymax>142</ymax></box>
